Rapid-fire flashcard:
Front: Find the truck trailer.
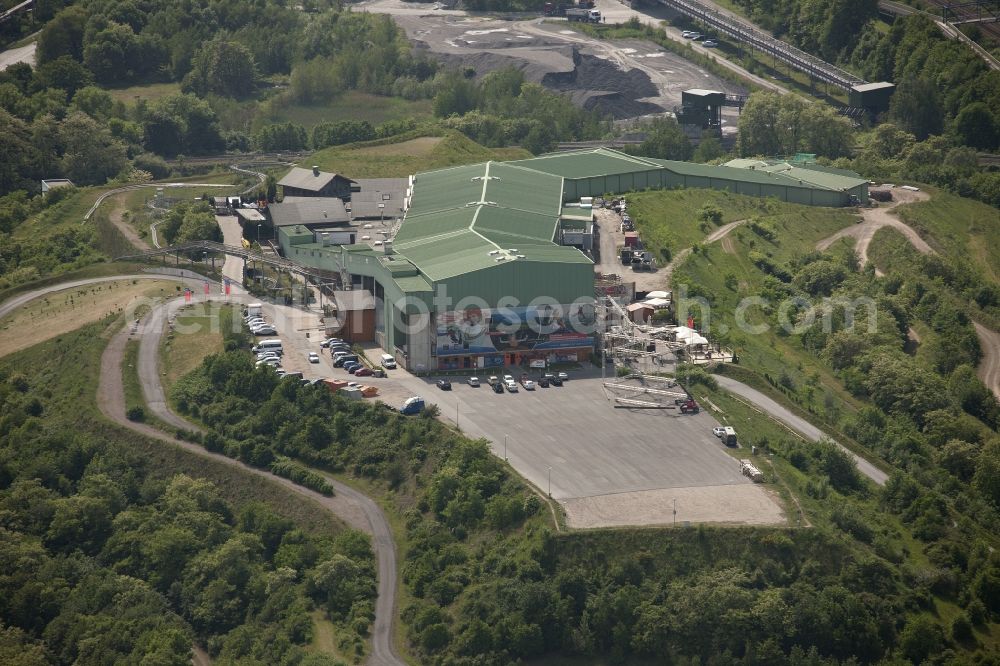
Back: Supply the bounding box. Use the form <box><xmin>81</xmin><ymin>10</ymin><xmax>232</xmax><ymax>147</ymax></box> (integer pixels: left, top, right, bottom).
<box><xmin>566</xmin><ymin>8</ymin><xmax>601</xmax><ymax>22</ymax></box>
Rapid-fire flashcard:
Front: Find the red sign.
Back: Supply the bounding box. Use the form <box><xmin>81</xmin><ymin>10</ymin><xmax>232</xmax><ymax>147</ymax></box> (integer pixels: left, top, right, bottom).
<box><xmin>184</xmin><ymin>289</ymin><xmax>191</xmax><ymax>302</ymax></box>
<box><xmin>203</xmin><ymin>282</ymin><xmax>210</xmax><ymax>295</ymax></box>
<box><xmin>687</xmin><ymin>316</ymin><xmax>695</xmax><ymax>329</ymax></box>
<box><xmin>224</xmin><ymin>282</ymin><xmax>231</xmax><ymax>296</ymax></box>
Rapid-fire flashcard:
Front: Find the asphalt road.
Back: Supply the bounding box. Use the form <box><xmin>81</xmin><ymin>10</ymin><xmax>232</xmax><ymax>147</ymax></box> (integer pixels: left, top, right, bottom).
<box><xmin>0</xmin><ymin>42</ymin><xmax>35</xmax><ymax>71</ymax></box>
<box><xmin>136</xmin><ymin>292</ymin><xmax>406</xmax><ymax>666</ymax></box>
<box><xmin>0</xmin><ymin>274</ymin><xmax>405</xmax><ymax>666</ymax></box>
<box><xmin>715</xmin><ymin>375</ymin><xmax>888</xmax><ymax>485</ymax></box>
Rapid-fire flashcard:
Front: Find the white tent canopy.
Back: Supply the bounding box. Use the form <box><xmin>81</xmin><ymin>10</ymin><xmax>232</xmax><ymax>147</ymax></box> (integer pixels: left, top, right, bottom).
<box><xmin>686</xmin><ymin>334</ymin><xmax>709</xmax><ymax>346</ymax></box>
<box><xmin>672</xmin><ymin>326</ymin><xmax>697</xmax><ymax>340</ymax></box>
<box><xmin>646</xmin><ymin>290</ymin><xmax>671</xmax><ymax>300</ymax></box>
<box><xmin>643</xmin><ymin>297</ymin><xmax>671</xmax><ymax>308</ymax></box>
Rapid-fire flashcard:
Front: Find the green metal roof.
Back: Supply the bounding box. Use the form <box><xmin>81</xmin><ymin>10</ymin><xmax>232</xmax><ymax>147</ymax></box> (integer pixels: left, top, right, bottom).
<box><xmin>721</xmin><ymin>159</ymin><xmax>868</xmax><ymax>191</ymax></box>
<box><xmin>507</xmin><ymin>148</ymin><xmax>661</xmax><ymax>178</ymax></box>
<box><xmin>391</xmin><ymin>160</ymin><xmax>570</xmax><ymax>284</ymax></box>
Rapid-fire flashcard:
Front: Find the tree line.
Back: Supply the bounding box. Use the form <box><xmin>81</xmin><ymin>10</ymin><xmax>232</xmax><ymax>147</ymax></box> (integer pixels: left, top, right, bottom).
<box><xmin>0</xmin><ymin>325</ymin><xmax>377</xmax><ymax>664</ymax></box>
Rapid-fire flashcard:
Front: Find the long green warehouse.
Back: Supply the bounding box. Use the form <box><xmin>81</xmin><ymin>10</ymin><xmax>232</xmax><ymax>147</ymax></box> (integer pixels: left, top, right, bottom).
<box><xmin>276</xmin><ymin>148</ymin><xmax>869</xmax><ymax>371</ymax></box>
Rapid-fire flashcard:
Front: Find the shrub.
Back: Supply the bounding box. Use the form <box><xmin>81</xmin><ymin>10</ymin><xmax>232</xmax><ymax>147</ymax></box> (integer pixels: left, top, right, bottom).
<box><xmin>126</xmin><ymin>406</ymin><xmax>145</xmax><ymax>422</ymax></box>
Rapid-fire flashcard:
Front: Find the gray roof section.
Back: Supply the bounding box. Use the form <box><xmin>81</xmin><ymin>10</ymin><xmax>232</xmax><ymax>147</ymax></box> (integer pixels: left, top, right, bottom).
<box><xmin>350</xmin><ymin>178</ymin><xmax>408</xmax><ymax>218</ymax></box>
<box><xmin>352</xmin><ymin>178</ymin><xmax>408</xmax><ymax>192</ymax></box>
<box><xmin>278</xmin><ymin>167</ymin><xmax>355</xmax><ymax>192</ymax></box>
<box><xmin>269</xmin><ymin>198</ymin><xmax>350</xmax><ymax>227</ymax></box>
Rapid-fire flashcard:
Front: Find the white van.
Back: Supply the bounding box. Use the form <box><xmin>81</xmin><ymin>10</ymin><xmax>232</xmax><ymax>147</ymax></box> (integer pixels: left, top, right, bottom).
<box><xmin>380</xmin><ymin>353</ymin><xmax>397</xmax><ymax>369</ymax></box>
<box><xmin>253</xmin><ymin>339</ymin><xmax>283</xmax><ymax>354</ymax></box>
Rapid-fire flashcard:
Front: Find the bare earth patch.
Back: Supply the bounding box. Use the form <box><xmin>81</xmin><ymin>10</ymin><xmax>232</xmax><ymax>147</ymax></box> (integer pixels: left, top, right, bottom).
<box><xmin>0</xmin><ymin>279</ymin><xmax>179</xmax><ymax>358</ymax></box>
<box><xmin>354</xmin><ymin>136</ymin><xmax>443</xmax><ymax>157</ymax></box>
<box><xmin>562</xmin><ymin>484</ymin><xmax>787</xmax><ymax>529</ymax></box>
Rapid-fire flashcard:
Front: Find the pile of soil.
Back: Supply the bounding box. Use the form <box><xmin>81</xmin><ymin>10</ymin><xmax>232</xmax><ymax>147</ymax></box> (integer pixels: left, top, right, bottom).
<box><xmin>429</xmin><ymin>44</ymin><xmax>665</xmax><ymax>119</ymax></box>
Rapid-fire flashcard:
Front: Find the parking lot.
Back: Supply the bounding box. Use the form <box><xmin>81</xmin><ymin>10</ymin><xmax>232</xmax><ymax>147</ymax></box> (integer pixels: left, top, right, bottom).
<box><xmin>250</xmin><ymin>304</ymin><xmax>786</xmax><ymax>528</ymax></box>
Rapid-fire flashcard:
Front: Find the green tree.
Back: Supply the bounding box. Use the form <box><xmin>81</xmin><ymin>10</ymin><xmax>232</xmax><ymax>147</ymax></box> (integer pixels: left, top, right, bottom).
<box><xmin>954</xmin><ymin>102</ymin><xmax>999</xmax><ymax>151</ymax></box>
<box><xmin>36</xmin><ymin>6</ymin><xmax>87</xmax><ymax>64</ymax></box>
<box><xmin>307</xmin><ymin>555</ymin><xmax>374</xmax><ymax>619</ymax></box>
<box><xmin>58</xmin><ymin>111</ymin><xmax>127</xmax><ymax>185</ymax></box>
<box><xmin>184</xmin><ymin>40</ymin><xmax>258</xmax><ymax>99</ymax></box>
<box><xmin>889</xmin><ymin>75</ymin><xmax>943</xmax><ymax>141</ymax></box>
<box><xmin>33</xmin><ymin>56</ymin><xmax>93</xmax><ymax>98</ymax></box>
<box><xmin>635</xmin><ymin>117</ymin><xmax>693</xmax><ymax>161</ymax></box>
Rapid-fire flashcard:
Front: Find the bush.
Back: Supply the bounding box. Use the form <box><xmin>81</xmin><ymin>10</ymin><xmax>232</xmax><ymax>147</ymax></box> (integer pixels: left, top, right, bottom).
<box><xmin>126</xmin><ymin>406</ymin><xmax>145</xmax><ymax>422</ymax></box>
<box><xmin>270</xmin><ymin>457</ymin><xmax>335</xmax><ymax>496</ymax></box>
<box><xmin>133</xmin><ymin>153</ymin><xmax>170</xmax><ymax>179</ymax></box>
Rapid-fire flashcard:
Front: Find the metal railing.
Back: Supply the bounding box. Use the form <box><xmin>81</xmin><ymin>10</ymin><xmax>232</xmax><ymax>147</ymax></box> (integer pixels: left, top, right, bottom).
<box><xmin>656</xmin><ymin>0</ymin><xmax>868</xmax><ymax>90</ymax></box>
<box><xmin>116</xmin><ymin>240</ymin><xmax>343</xmax><ymax>285</ymax></box>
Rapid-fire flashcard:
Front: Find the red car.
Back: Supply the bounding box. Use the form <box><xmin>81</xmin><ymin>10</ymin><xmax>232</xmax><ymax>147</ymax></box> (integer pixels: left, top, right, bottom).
<box><xmin>354</xmin><ymin>367</ymin><xmax>373</xmax><ymax>377</ymax></box>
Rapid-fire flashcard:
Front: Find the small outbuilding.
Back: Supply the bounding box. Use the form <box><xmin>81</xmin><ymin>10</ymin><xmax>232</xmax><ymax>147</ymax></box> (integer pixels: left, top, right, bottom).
<box><xmin>41</xmin><ymin>179</ymin><xmax>74</xmax><ymax>196</ymax></box>
<box><xmin>279</xmin><ymin>166</ymin><xmax>356</xmax><ymax>198</ymax></box>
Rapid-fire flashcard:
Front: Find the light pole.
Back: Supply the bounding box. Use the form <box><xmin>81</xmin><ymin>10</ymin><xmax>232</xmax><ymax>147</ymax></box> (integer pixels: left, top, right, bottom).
<box><xmin>257</xmin><ymin>223</ymin><xmax>261</xmax><ymax>243</ymax></box>
<box><xmin>547</xmin><ymin>466</ymin><xmax>552</xmax><ymax>497</ymax></box>
<box><xmin>673</xmin><ymin>497</ymin><xmax>677</xmax><ymax>526</ymax></box>
<box><xmin>504</xmin><ymin>434</ymin><xmax>508</xmax><ymax>461</ymax></box>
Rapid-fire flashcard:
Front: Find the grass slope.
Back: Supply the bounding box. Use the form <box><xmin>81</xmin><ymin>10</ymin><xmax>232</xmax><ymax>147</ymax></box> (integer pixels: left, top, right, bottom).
<box><xmin>1</xmin><ymin>318</ymin><xmax>345</xmax><ymax>534</ymax></box>
<box><xmin>258</xmin><ymin>91</ymin><xmax>435</xmax><ymax>132</ymax></box>
<box><xmin>307</xmin><ymin>131</ymin><xmax>533</xmax><ymax>178</ymax></box>
<box><xmin>160</xmin><ymin>305</ymin><xmax>224</xmax><ymax>395</ymax></box>
<box><xmin>895</xmin><ymin>188</ymin><xmax>1000</xmax><ymax>284</ymax></box>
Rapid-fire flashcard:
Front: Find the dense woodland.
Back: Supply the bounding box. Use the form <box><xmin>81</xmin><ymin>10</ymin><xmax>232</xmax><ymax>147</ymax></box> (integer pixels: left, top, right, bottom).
<box><xmin>1</xmin><ymin>0</ymin><xmax>1000</xmax><ymax>662</ymax></box>
<box><xmin>170</xmin><ymin>319</ymin><xmax>1000</xmax><ymax>663</ymax></box>
<box><xmin>0</xmin><ymin>325</ymin><xmax>377</xmax><ymax>665</ymax></box>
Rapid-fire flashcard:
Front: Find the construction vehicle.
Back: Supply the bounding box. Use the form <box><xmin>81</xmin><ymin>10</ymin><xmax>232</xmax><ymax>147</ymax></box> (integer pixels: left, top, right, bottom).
<box><xmin>566</xmin><ymin>7</ymin><xmax>601</xmax><ymax>22</ymax></box>
<box><xmin>679</xmin><ymin>399</ymin><xmax>700</xmax><ymax>414</ymax></box>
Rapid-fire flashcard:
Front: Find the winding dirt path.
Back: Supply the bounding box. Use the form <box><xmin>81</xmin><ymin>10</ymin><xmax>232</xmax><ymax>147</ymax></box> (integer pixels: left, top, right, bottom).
<box><xmin>815</xmin><ymin>189</ymin><xmax>930</xmax><ymax>276</ymax></box>
<box><xmin>126</xmin><ymin>291</ymin><xmax>404</xmax><ymax>666</ymax></box>
<box><xmin>815</xmin><ymin>190</ymin><xmax>1000</xmax><ymax>400</ymax></box>
<box><xmin>662</xmin><ymin>219</ymin><xmax>746</xmax><ymax>290</ymax></box>
<box><xmin>973</xmin><ymin>322</ymin><xmax>1000</xmax><ymax>400</ymax></box>
<box><xmin>0</xmin><ymin>273</ymin><xmax>405</xmax><ymax>666</ymax></box>
<box><xmin>107</xmin><ymin>193</ymin><xmax>151</xmax><ymax>251</ymax></box>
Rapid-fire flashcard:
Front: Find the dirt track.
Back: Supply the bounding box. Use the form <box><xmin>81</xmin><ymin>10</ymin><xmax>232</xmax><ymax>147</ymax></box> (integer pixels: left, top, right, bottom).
<box><xmin>0</xmin><ymin>270</ymin><xmax>406</xmax><ymax>666</ymax></box>
<box><xmin>815</xmin><ymin>189</ymin><xmax>931</xmax><ymax>275</ymax></box>
<box><xmin>974</xmin><ymin>322</ymin><xmax>1000</xmax><ymax>400</ymax></box>
<box><xmin>815</xmin><ymin>190</ymin><xmax>1000</xmax><ymax>402</ymax></box>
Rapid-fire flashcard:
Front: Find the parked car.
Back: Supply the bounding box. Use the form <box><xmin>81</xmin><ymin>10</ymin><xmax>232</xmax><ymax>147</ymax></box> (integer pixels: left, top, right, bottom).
<box><xmin>522</xmin><ymin>379</ymin><xmax>536</xmax><ymax>390</ymax></box>
<box><xmin>488</xmin><ymin>375</ymin><xmax>500</xmax><ymax>387</ymax></box>
<box><xmin>537</xmin><ymin>376</ymin><xmax>549</xmax><ymax>388</ymax></box>
<box><xmin>492</xmin><ymin>382</ymin><xmax>504</xmax><ymax>394</ymax></box>
<box><xmin>436</xmin><ymin>379</ymin><xmax>452</xmax><ymax>390</ymax></box>
<box><xmin>557</xmin><ymin>372</ymin><xmax>569</xmax><ymax>382</ymax></box>
<box><xmin>355</xmin><ymin>367</ymin><xmax>373</xmax><ymax>377</ymax></box>
<box><xmin>543</xmin><ymin>373</ymin><xmax>563</xmax><ymax>386</ymax></box>
<box><xmin>308</xmin><ymin>352</ymin><xmax>320</xmax><ymax>363</ymax></box>
<box><xmin>467</xmin><ymin>376</ymin><xmax>480</xmax><ymax>387</ymax></box>
<box><xmin>503</xmin><ymin>374</ymin><xmax>514</xmax><ymax>383</ymax></box>
<box><xmin>504</xmin><ymin>379</ymin><xmax>518</xmax><ymax>392</ymax></box>
<box><xmin>252</xmin><ymin>327</ymin><xmax>277</xmax><ymax>336</ymax></box>
<box><xmin>713</xmin><ymin>426</ymin><xmax>726</xmax><ymax>438</ymax></box>
<box><xmin>703</xmin><ymin>39</ymin><xmax>718</xmax><ymax>47</ymax></box>
<box><xmin>371</xmin><ymin>369</ymin><xmax>386</xmax><ymax>378</ymax></box>
<box><xmin>334</xmin><ymin>355</ymin><xmax>358</xmax><ymax>367</ymax></box>
<box><xmin>344</xmin><ymin>363</ymin><xmax>362</xmax><ymax>374</ymax></box>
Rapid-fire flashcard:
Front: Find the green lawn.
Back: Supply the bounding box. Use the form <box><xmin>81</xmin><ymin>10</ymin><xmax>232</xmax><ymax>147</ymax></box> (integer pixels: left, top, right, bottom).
<box><xmin>630</xmin><ymin>189</ymin><xmax>859</xmax><ymax>263</ymax></box>
<box><xmin>257</xmin><ymin>91</ymin><xmax>434</xmax><ymax>132</ymax></box>
<box><xmin>107</xmin><ymin>82</ymin><xmax>182</xmax><ymax>104</ymax></box>
<box><xmin>895</xmin><ymin>187</ymin><xmax>1000</xmax><ymax>284</ymax></box>
<box><xmin>307</xmin><ymin>131</ymin><xmax>532</xmax><ymax>179</ymax></box>
<box><xmin>666</xmin><ymin>198</ymin><xmax>864</xmax><ymax>426</ymax></box>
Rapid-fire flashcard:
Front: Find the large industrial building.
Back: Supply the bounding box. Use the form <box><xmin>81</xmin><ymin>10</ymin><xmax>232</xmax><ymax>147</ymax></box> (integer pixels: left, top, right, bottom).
<box><xmin>274</xmin><ymin>148</ymin><xmax>869</xmax><ymax>371</ymax></box>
